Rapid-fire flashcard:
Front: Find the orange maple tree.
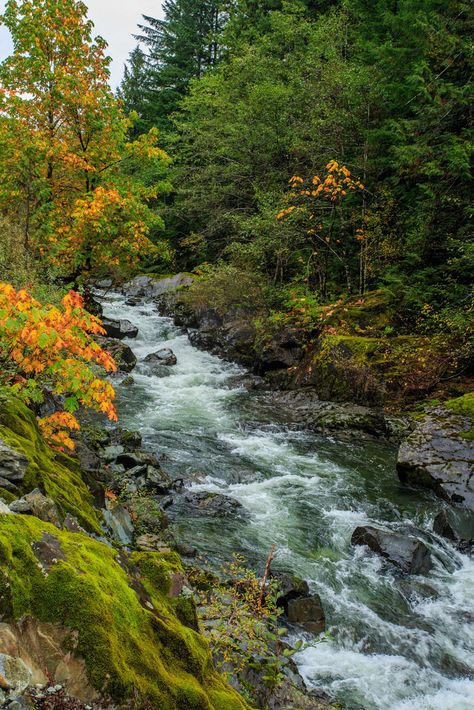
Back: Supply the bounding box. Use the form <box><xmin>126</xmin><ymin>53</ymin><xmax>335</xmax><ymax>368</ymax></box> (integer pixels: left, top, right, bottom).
<box><xmin>0</xmin><ymin>0</ymin><xmax>171</xmax><ymax>278</ymax></box>
<box><xmin>0</xmin><ymin>283</ymin><xmax>117</xmax><ymax>450</ymax></box>
<box><xmin>277</xmin><ymin>161</ymin><xmax>365</xmax><ymax>296</ymax></box>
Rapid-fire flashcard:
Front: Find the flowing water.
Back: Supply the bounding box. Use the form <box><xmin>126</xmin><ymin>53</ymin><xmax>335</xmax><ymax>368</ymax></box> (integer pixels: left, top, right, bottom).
<box><xmin>101</xmin><ymin>292</ymin><xmax>474</xmax><ymax>710</ymax></box>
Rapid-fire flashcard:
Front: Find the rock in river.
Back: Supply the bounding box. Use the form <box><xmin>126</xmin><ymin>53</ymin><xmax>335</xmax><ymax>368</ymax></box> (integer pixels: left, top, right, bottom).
<box><xmin>102</xmin><ymin>318</ymin><xmax>138</xmax><ymax>340</ymax></box>
<box><xmin>144</xmin><ymin>348</ymin><xmax>177</xmax><ymax>367</ymax></box>
<box><xmin>287</xmin><ymin>594</ymin><xmax>326</xmax><ymax>635</ymax></box>
<box><xmin>96</xmin><ymin>336</ymin><xmax>137</xmax><ymax>373</ymax></box>
<box><xmin>397</xmin><ymin>399</ymin><xmax>474</xmax><ymax>510</ymax></box>
<box><xmin>351</xmin><ymin>525</ymin><xmax>433</xmax><ymax>574</ymax></box>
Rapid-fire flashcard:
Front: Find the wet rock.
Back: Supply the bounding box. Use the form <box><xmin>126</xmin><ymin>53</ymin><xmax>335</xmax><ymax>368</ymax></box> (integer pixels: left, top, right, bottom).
<box><xmin>261</xmin><ymin>391</ymin><xmax>395</xmax><ymax>439</ymax></box>
<box><xmin>351</xmin><ymin>526</ymin><xmax>433</xmax><ymax>574</ymax></box>
<box><xmin>259</xmin><ymin>328</ymin><xmax>305</xmax><ymax>372</ymax></box>
<box><xmin>110</xmin><ymin>428</ymin><xmax>142</xmax><ymax>450</ymax></box>
<box><xmin>9</xmin><ymin>489</ymin><xmax>61</xmax><ymax>527</ymax></box>
<box><xmin>0</xmin><ymin>654</ymin><xmax>32</xmax><ymax>702</ymax></box>
<box><xmin>397</xmin><ymin>404</ymin><xmax>474</xmax><ymax>510</ymax></box>
<box><xmin>74</xmin><ymin>441</ymin><xmax>102</xmax><ymax>474</ymax></box>
<box><xmin>433</xmin><ymin>510</ymin><xmax>457</xmax><ymax>541</ymax></box>
<box><xmin>0</xmin><ymin>501</ymin><xmax>12</xmax><ymax>514</ymax></box>
<box><xmin>115</xmin><ymin>450</ymin><xmax>162</xmax><ymax>470</ymax></box>
<box><xmin>272</xmin><ymin>572</ymin><xmax>309</xmax><ymax>612</ymax></box>
<box><xmin>144</xmin><ymin>348</ymin><xmax>177</xmax><ymax>367</ymax></box>
<box><xmin>0</xmin><ymin>439</ymin><xmax>28</xmax><ymax>487</ymax></box>
<box><xmin>102</xmin><ymin>318</ymin><xmax>138</xmax><ymax>340</ymax></box>
<box><xmin>103</xmin><ymin>500</ymin><xmax>133</xmax><ymax>545</ymax></box>
<box><xmin>181</xmin><ymin>491</ymin><xmax>249</xmax><ymax>518</ymax></box>
<box><xmin>102</xmin><ymin>445</ymin><xmax>125</xmax><ymax>461</ymax></box>
<box><xmin>175</xmin><ymin>542</ymin><xmax>197</xmax><ymax>557</ymax></box>
<box><xmin>121</xmin><ymin>375</ymin><xmax>135</xmax><ymax>386</ymax></box>
<box><xmin>287</xmin><ymin>594</ymin><xmax>326</xmax><ymax>635</ymax></box>
<box><xmin>94</xmin><ymin>278</ymin><xmax>113</xmax><ymax>289</ymax></box>
<box><xmin>96</xmin><ymin>336</ymin><xmax>137</xmax><ymax>372</ymax></box>
<box><xmin>122</xmin><ymin>273</ymin><xmax>194</xmax><ymax>298</ymax></box>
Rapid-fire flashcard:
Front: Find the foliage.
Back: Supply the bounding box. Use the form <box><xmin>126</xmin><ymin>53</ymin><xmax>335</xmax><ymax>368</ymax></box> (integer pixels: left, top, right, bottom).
<box><xmin>0</xmin><ymin>283</ymin><xmax>117</xmax><ymax>450</ymax></box>
<box><xmin>124</xmin><ymin>0</ymin><xmax>225</xmax><ymax>132</ymax></box>
<box><xmin>0</xmin><ymin>0</ymin><xmax>171</xmax><ymax>279</ymax></box>
<box><xmin>190</xmin><ymin>554</ymin><xmax>304</xmax><ymax>706</ymax></box>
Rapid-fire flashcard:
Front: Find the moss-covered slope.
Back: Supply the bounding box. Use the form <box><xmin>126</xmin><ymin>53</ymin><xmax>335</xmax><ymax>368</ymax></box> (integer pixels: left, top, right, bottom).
<box><xmin>0</xmin><ymin>396</ymin><xmax>101</xmax><ymax>533</ymax></box>
<box><xmin>0</xmin><ymin>516</ymin><xmax>247</xmax><ymax>709</ymax></box>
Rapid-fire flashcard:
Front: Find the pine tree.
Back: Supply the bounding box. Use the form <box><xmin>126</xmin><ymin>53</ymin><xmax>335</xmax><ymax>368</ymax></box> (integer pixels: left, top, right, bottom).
<box><xmin>117</xmin><ymin>46</ymin><xmax>150</xmax><ymax>136</ymax></box>
<box><xmin>131</xmin><ymin>0</ymin><xmax>225</xmax><ymax>130</ymax></box>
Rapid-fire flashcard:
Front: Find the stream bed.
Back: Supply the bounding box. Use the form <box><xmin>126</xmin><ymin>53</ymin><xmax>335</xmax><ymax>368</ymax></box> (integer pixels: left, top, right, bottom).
<box><xmin>101</xmin><ymin>292</ymin><xmax>474</xmax><ymax>710</ymax></box>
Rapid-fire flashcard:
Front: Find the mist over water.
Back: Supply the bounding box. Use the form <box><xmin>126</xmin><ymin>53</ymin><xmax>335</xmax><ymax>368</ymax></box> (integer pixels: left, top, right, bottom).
<box><xmin>102</xmin><ymin>292</ymin><xmax>474</xmax><ymax>710</ymax></box>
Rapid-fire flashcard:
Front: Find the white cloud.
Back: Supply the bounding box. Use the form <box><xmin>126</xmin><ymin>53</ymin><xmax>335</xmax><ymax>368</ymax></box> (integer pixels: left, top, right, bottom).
<box><xmin>0</xmin><ymin>0</ymin><xmax>164</xmax><ymax>88</ymax></box>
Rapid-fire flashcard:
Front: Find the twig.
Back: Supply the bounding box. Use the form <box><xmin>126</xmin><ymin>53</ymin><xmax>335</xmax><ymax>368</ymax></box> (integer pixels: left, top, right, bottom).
<box><xmin>258</xmin><ymin>545</ymin><xmax>276</xmax><ymax>611</ymax></box>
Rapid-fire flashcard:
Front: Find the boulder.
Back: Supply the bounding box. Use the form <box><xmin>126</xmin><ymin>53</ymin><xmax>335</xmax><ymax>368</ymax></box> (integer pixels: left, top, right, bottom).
<box><xmin>286</xmin><ymin>594</ymin><xmax>326</xmax><ymax>635</ymax></box>
<box><xmin>181</xmin><ymin>491</ymin><xmax>249</xmax><ymax>518</ymax></box>
<box><xmin>272</xmin><ymin>571</ymin><xmax>309</xmax><ymax>612</ymax></box>
<box><xmin>0</xmin><ymin>654</ymin><xmax>32</xmax><ymax>702</ymax></box>
<box><xmin>397</xmin><ymin>402</ymin><xmax>474</xmax><ymax>510</ymax></box>
<box><xmin>351</xmin><ymin>526</ymin><xmax>432</xmax><ymax>574</ymax></box>
<box><xmin>115</xmin><ymin>451</ymin><xmax>163</xmax><ymax>470</ymax></box>
<box><xmin>96</xmin><ymin>336</ymin><xmax>137</xmax><ymax>372</ymax></box>
<box><xmin>144</xmin><ymin>348</ymin><xmax>177</xmax><ymax>367</ymax></box>
<box><xmin>433</xmin><ymin>510</ymin><xmax>457</xmax><ymax>541</ymax></box>
<box><xmin>0</xmin><ymin>501</ymin><xmax>12</xmax><ymax>515</ymax></box>
<box><xmin>102</xmin><ymin>318</ymin><xmax>138</xmax><ymax>340</ymax></box>
<box><xmin>110</xmin><ymin>428</ymin><xmax>142</xmax><ymax>450</ymax></box>
<box><xmin>9</xmin><ymin>489</ymin><xmax>61</xmax><ymax>527</ymax></box>
<box><xmin>259</xmin><ymin>328</ymin><xmax>305</xmax><ymax>373</ymax></box>
<box><xmin>0</xmin><ymin>439</ymin><xmax>28</xmax><ymax>487</ymax></box>
<box><xmin>122</xmin><ymin>273</ymin><xmax>194</xmax><ymax>298</ymax></box>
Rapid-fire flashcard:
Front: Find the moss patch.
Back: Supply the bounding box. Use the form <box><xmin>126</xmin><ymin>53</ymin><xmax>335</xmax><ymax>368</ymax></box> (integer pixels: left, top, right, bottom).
<box><xmin>0</xmin><ymin>397</ymin><xmax>101</xmax><ymax>533</ymax></box>
<box><xmin>445</xmin><ymin>393</ymin><xmax>474</xmax><ymax>418</ymax></box>
<box><xmin>0</xmin><ymin>516</ymin><xmax>249</xmax><ymax>710</ymax></box>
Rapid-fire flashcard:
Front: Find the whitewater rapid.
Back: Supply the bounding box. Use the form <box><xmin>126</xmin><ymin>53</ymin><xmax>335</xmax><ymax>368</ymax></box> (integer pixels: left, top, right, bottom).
<box><xmin>101</xmin><ymin>292</ymin><xmax>474</xmax><ymax>710</ymax></box>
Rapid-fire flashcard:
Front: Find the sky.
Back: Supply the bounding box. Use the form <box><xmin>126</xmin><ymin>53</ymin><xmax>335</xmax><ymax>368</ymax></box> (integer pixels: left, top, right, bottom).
<box><xmin>0</xmin><ymin>0</ymin><xmax>164</xmax><ymax>88</ymax></box>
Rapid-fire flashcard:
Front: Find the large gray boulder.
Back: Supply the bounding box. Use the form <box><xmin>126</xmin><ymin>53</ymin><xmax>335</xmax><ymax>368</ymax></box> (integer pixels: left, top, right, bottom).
<box><xmin>102</xmin><ymin>318</ymin><xmax>138</xmax><ymax>340</ymax></box>
<box><xmin>122</xmin><ymin>273</ymin><xmax>194</xmax><ymax>298</ymax></box>
<box><xmin>0</xmin><ymin>439</ymin><xmax>28</xmax><ymax>490</ymax></box>
<box><xmin>397</xmin><ymin>403</ymin><xmax>474</xmax><ymax>510</ymax></box>
<box><xmin>351</xmin><ymin>526</ymin><xmax>433</xmax><ymax>574</ymax></box>
<box><xmin>144</xmin><ymin>349</ymin><xmax>177</xmax><ymax>367</ymax></box>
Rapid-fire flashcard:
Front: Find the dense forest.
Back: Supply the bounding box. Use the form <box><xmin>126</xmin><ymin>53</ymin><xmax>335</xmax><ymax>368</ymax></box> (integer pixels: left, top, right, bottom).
<box><xmin>0</xmin><ymin>1</ymin><xmax>473</xmax><ymax>709</ymax></box>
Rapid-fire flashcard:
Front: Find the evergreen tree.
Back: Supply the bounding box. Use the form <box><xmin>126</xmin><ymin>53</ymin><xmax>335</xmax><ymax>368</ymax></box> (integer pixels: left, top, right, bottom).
<box><xmin>117</xmin><ymin>46</ymin><xmax>150</xmax><ymax>136</ymax></box>
<box><xmin>131</xmin><ymin>0</ymin><xmax>225</xmax><ymax>130</ymax></box>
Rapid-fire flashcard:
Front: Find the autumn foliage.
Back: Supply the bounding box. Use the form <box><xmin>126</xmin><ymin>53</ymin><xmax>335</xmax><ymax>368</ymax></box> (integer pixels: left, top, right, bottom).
<box><xmin>277</xmin><ymin>162</ymin><xmax>365</xmax><ymax>297</ymax></box>
<box><xmin>0</xmin><ymin>0</ymin><xmax>171</xmax><ymax>278</ymax></box>
<box><xmin>0</xmin><ymin>283</ymin><xmax>117</xmax><ymax>450</ymax></box>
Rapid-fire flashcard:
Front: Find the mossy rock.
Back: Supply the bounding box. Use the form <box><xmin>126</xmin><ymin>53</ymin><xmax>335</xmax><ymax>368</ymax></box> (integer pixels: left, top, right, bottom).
<box><xmin>0</xmin><ymin>516</ymin><xmax>249</xmax><ymax>709</ymax></box>
<box><xmin>0</xmin><ymin>397</ymin><xmax>100</xmax><ymax>533</ymax></box>
<box><xmin>445</xmin><ymin>393</ymin><xmax>474</xmax><ymax>418</ymax></box>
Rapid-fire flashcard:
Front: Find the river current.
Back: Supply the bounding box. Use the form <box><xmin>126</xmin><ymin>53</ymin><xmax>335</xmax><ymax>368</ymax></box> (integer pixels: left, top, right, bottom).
<box><xmin>101</xmin><ymin>292</ymin><xmax>474</xmax><ymax>710</ymax></box>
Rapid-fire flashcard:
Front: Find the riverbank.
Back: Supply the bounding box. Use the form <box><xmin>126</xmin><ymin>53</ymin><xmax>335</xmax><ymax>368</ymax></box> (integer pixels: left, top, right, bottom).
<box><xmin>94</xmin><ymin>286</ymin><xmax>473</xmax><ymax>709</ymax></box>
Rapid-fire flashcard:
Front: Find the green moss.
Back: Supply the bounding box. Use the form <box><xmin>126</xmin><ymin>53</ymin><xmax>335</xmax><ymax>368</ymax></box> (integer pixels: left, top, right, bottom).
<box><xmin>0</xmin><ymin>516</ymin><xmax>249</xmax><ymax>710</ymax></box>
<box><xmin>445</xmin><ymin>393</ymin><xmax>474</xmax><ymax>417</ymax></box>
<box><xmin>0</xmin><ymin>397</ymin><xmax>100</xmax><ymax>533</ymax></box>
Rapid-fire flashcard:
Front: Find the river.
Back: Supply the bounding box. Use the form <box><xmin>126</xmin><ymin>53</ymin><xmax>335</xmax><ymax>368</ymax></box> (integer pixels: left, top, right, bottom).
<box><xmin>101</xmin><ymin>291</ymin><xmax>474</xmax><ymax>710</ymax></box>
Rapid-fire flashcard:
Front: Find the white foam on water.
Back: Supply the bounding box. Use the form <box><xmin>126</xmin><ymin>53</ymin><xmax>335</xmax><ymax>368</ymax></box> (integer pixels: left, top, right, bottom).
<box><xmin>101</xmin><ymin>292</ymin><xmax>474</xmax><ymax>710</ymax></box>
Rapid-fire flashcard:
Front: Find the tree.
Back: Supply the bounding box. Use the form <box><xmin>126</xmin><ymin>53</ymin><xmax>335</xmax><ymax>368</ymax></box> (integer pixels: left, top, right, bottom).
<box><xmin>116</xmin><ymin>46</ymin><xmax>150</xmax><ymax>137</ymax></box>
<box><xmin>0</xmin><ymin>0</ymin><xmax>171</xmax><ymax>279</ymax></box>
<box><xmin>131</xmin><ymin>0</ymin><xmax>226</xmax><ymax>130</ymax></box>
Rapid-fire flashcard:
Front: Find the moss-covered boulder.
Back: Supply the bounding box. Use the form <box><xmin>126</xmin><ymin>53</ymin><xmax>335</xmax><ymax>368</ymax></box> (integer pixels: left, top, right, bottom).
<box><xmin>0</xmin><ymin>516</ymin><xmax>248</xmax><ymax>709</ymax></box>
<box><xmin>397</xmin><ymin>395</ymin><xmax>474</xmax><ymax>510</ymax></box>
<box><xmin>0</xmin><ymin>397</ymin><xmax>101</xmax><ymax>533</ymax></box>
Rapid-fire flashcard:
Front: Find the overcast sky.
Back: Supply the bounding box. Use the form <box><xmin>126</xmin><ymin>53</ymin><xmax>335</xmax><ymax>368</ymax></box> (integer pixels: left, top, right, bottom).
<box><xmin>0</xmin><ymin>1</ymin><xmax>164</xmax><ymax>88</ymax></box>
